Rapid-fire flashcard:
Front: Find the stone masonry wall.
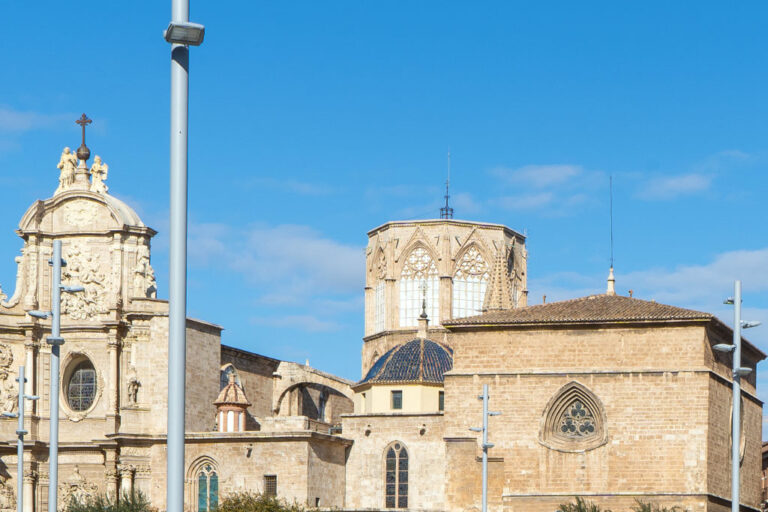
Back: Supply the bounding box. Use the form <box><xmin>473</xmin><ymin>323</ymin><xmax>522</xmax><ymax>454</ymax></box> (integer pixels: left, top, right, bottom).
<box><xmin>342</xmin><ymin>413</ymin><xmax>445</xmax><ymax>511</ymax></box>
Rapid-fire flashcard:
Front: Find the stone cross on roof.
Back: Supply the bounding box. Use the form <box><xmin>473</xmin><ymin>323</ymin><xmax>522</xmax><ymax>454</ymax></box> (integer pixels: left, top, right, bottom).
<box><xmin>75</xmin><ymin>114</ymin><xmax>92</xmax><ymax>162</ymax></box>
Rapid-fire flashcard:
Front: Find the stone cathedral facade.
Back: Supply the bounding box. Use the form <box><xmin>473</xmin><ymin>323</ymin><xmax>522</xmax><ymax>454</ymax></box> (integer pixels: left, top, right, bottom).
<box><xmin>0</xmin><ymin>145</ymin><xmax>763</xmax><ymax>512</ymax></box>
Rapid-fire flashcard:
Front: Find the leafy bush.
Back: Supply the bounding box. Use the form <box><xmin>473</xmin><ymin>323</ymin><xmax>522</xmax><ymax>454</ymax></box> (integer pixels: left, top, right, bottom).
<box><xmin>558</xmin><ymin>497</ymin><xmax>612</xmax><ymax>512</ymax></box>
<box><xmin>215</xmin><ymin>492</ymin><xmax>313</xmax><ymax>512</ymax></box>
<box><xmin>630</xmin><ymin>500</ymin><xmax>682</xmax><ymax>512</ymax></box>
<box><xmin>65</xmin><ymin>492</ymin><xmax>155</xmax><ymax>512</ymax></box>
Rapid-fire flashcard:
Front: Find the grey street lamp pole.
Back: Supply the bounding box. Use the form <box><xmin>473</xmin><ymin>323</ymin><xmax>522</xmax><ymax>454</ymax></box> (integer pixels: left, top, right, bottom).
<box><xmin>470</xmin><ymin>384</ymin><xmax>501</xmax><ymax>512</ymax></box>
<box><xmin>29</xmin><ymin>240</ymin><xmax>83</xmax><ymax>512</ymax></box>
<box><xmin>163</xmin><ymin>4</ymin><xmax>204</xmax><ymax>512</ymax></box>
<box><xmin>2</xmin><ymin>367</ymin><xmax>39</xmax><ymax>512</ymax></box>
<box><xmin>714</xmin><ymin>280</ymin><xmax>761</xmax><ymax>512</ymax></box>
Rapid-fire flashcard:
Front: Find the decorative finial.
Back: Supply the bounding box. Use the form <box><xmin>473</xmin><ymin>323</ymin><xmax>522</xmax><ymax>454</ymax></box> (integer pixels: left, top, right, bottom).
<box><xmin>75</xmin><ymin>114</ymin><xmax>92</xmax><ymax>162</ymax></box>
<box><xmin>418</xmin><ymin>281</ymin><xmax>429</xmax><ymax>338</ymax></box>
<box><xmin>606</xmin><ymin>267</ymin><xmax>616</xmax><ymax>295</ymax></box>
<box><xmin>440</xmin><ymin>149</ymin><xmax>454</xmax><ymax>219</ymax></box>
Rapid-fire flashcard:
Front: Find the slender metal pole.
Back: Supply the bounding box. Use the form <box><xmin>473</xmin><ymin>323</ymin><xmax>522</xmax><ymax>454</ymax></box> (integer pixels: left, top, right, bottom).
<box><xmin>167</xmin><ymin>1</ymin><xmax>190</xmax><ymax>511</ymax></box>
<box><xmin>481</xmin><ymin>384</ymin><xmax>488</xmax><ymax>512</ymax></box>
<box><xmin>15</xmin><ymin>366</ymin><xmax>25</xmax><ymax>512</ymax></box>
<box><xmin>48</xmin><ymin>240</ymin><xmax>63</xmax><ymax>512</ymax></box>
<box><xmin>731</xmin><ymin>280</ymin><xmax>742</xmax><ymax>512</ymax></box>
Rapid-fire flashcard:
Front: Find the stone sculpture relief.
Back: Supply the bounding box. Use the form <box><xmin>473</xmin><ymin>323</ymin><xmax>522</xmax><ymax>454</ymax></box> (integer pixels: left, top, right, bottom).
<box><xmin>59</xmin><ymin>466</ymin><xmax>98</xmax><ymax>510</ymax></box>
<box><xmin>61</xmin><ymin>244</ymin><xmax>107</xmax><ymax>321</ymax></box>
<box><xmin>0</xmin><ymin>479</ymin><xmax>16</xmax><ymax>512</ymax></box>
<box><xmin>0</xmin><ymin>345</ymin><xmax>16</xmax><ymax>415</ymax></box>
<box><xmin>55</xmin><ymin>147</ymin><xmax>78</xmax><ymax>195</ymax></box>
<box><xmin>89</xmin><ymin>156</ymin><xmax>109</xmax><ymax>194</ymax></box>
<box><xmin>133</xmin><ymin>245</ymin><xmax>156</xmax><ymax>298</ymax></box>
<box><xmin>62</xmin><ymin>201</ymin><xmax>100</xmax><ymax>229</ymax></box>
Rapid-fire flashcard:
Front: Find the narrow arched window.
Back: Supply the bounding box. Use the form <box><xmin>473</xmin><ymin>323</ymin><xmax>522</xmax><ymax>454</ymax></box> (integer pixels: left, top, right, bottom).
<box><xmin>374</xmin><ymin>251</ymin><xmax>387</xmax><ymax>332</ymax></box>
<box><xmin>385</xmin><ymin>442</ymin><xmax>408</xmax><ymax>509</ymax></box>
<box><xmin>399</xmin><ymin>247</ymin><xmax>438</xmax><ymax>327</ymax></box>
<box><xmin>452</xmin><ymin>247</ymin><xmax>489</xmax><ymax>318</ymax></box>
<box><xmin>220</xmin><ymin>365</ymin><xmax>241</xmax><ymax>390</ymax></box>
<box><xmin>197</xmin><ymin>464</ymin><xmax>218</xmax><ymax>512</ymax></box>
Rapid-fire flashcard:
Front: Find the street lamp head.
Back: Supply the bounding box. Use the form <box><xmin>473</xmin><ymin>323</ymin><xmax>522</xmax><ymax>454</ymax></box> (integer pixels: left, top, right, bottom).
<box><xmin>741</xmin><ymin>320</ymin><xmax>762</xmax><ymax>329</ymax></box>
<box><xmin>27</xmin><ymin>310</ymin><xmax>50</xmax><ymax>319</ymax></box>
<box><xmin>61</xmin><ymin>285</ymin><xmax>84</xmax><ymax>293</ymax></box>
<box><xmin>164</xmin><ymin>22</ymin><xmax>205</xmax><ymax>46</ymax></box>
<box><xmin>712</xmin><ymin>344</ymin><xmax>736</xmax><ymax>353</ymax></box>
<box><xmin>723</xmin><ymin>297</ymin><xmax>735</xmax><ymax>305</ymax></box>
<box><xmin>1</xmin><ymin>412</ymin><xmax>17</xmax><ymax>418</ymax></box>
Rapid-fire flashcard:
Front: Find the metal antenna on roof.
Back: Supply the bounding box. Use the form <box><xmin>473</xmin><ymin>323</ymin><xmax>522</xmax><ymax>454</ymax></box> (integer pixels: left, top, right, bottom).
<box><xmin>440</xmin><ymin>149</ymin><xmax>454</xmax><ymax>219</ymax></box>
<box><xmin>606</xmin><ymin>176</ymin><xmax>616</xmax><ymax>295</ymax></box>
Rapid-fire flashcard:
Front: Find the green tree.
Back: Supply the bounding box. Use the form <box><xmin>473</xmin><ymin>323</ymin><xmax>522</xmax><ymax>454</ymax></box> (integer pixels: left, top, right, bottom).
<box><xmin>558</xmin><ymin>496</ymin><xmax>611</xmax><ymax>512</ymax></box>
<box><xmin>215</xmin><ymin>492</ymin><xmax>314</xmax><ymax>512</ymax></box>
<box><xmin>630</xmin><ymin>500</ymin><xmax>682</xmax><ymax>512</ymax></box>
<box><xmin>65</xmin><ymin>492</ymin><xmax>155</xmax><ymax>512</ymax></box>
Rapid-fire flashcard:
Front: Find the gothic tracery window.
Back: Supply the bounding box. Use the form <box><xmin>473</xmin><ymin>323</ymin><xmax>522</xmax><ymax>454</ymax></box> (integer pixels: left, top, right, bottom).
<box><xmin>385</xmin><ymin>442</ymin><xmax>408</xmax><ymax>509</ymax></box>
<box><xmin>197</xmin><ymin>464</ymin><xmax>218</xmax><ymax>512</ymax></box>
<box><xmin>540</xmin><ymin>382</ymin><xmax>607</xmax><ymax>452</ymax></box>
<box><xmin>399</xmin><ymin>247</ymin><xmax>439</xmax><ymax>327</ymax></box>
<box><xmin>452</xmin><ymin>246</ymin><xmax>489</xmax><ymax>318</ymax></box>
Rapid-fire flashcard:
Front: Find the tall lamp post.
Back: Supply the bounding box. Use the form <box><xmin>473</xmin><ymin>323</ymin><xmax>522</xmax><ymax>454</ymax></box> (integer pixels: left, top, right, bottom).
<box><xmin>713</xmin><ymin>280</ymin><xmax>761</xmax><ymax>512</ymax></box>
<box><xmin>163</xmin><ymin>5</ymin><xmax>204</xmax><ymax>512</ymax></box>
<box><xmin>29</xmin><ymin>240</ymin><xmax>83</xmax><ymax>512</ymax></box>
<box><xmin>469</xmin><ymin>384</ymin><xmax>501</xmax><ymax>512</ymax></box>
<box><xmin>2</xmin><ymin>366</ymin><xmax>39</xmax><ymax>512</ymax></box>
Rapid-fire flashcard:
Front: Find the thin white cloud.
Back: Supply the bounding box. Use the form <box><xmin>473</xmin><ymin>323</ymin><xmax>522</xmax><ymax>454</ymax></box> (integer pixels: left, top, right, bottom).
<box><xmin>492</xmin><ymin>164</ymin><xmax>583</xmax><ymax>188</ymax></box>
<box><xmin>188</xmin><ymin>222</ymin><xmax>364</xmax><ymax>333</ymax></box>
<box><xmin>0</xmin><ymin>106</ymin><xmax>72</xmax><ymax>133</ymax></box>
<box><xmin>636</xmin><ymin>173</ymin><xmax>713</xmax><ymax>201</ymax></box>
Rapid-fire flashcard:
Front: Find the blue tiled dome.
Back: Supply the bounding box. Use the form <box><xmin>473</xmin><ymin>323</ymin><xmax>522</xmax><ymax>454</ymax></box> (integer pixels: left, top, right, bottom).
<box><xmin>358</xmin><ymin>339</ymin><xmax>453</xmax><ymax>385</ymax></box>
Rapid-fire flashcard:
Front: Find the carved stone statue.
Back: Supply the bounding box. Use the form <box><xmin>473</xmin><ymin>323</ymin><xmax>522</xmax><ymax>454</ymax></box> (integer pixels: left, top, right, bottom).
<box><xmin>90</xmin><ymin>156</ymin><xmax>109</xmax><ymax>194</ymax></box>
<box><xmin>0</xmin><ymin>370</ymin><xmax>17</xmax><ymax>415</ymax></box>
<box><xmin>127</xmin><ymin>376</ymin><xmax>140</xmax><ymax>404</ymax></box>
<box><xmin>133</xmin><ymin>246</ymin><xmax>157</xmax><ymax>298</ymax></box>
<box><xmin>56</xmin><ymin>147</ymin><xmax>78</xmax><ymax>195</ymax></box>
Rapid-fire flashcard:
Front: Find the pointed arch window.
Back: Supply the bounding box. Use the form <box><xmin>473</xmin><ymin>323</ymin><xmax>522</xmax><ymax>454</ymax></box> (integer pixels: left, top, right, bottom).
<box><xmin>197</xmin><ymin>464</ymin><xmax>218</xmax><ymax>512</ymax></box>
<box><xmin>452</xmin><ymin>247</ymin><xmax>490</xmax><ymax>318</ymax></box>
<box><xmin>385</xmin><ymin>442</ymin><xmax>408</xmax><ymax>509</ymax></box>
<box><xmin>399</xmin><ymin>247</ymin><xmax>439</xmax><ymax>327</ymax></box>
<box><xmin>373</xmin><ymin>251</ymin><xmax>387</xmax><ymax>332</ymax></box>
<box><xmin>539</xmin><ymin>382</ymin><xmax>607</xmax><ymax>452</ymax></box>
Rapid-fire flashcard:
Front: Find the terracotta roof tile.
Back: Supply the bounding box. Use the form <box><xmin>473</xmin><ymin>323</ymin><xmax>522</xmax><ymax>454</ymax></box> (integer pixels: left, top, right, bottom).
<box><xmin>444</xmin><ymin>294</ymin><xmax>712</xmax><ymax>327</ymax></box>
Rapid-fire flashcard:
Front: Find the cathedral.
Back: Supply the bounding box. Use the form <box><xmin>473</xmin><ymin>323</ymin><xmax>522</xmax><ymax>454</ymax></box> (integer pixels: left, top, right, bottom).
<box><xmin>0</xmin><ymin>142</ymin><xmax>763</xmax><ymax>512</ymax></box>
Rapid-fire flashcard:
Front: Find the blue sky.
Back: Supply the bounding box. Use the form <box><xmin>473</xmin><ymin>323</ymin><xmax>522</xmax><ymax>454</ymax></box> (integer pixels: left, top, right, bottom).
<box><xmin>1</xmin><ymin>2</ymin><xmax>767</xmax><ymax>412</ymax></box>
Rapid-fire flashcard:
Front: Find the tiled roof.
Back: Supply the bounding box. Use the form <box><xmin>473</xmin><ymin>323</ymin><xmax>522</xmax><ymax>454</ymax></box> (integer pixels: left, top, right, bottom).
<box><xmin>214</xmin><ymin>376</ymin><xmax>251</xmax><ymax>407</ymax></box>
<box><xmin>444</xmin><ymin>294</ymin><xmax>713</xmax><ymax>327</ymax></box>
<box><xmin>357</xmin><ymin>339</ymin><xmax>453</xmax><ymax>386</ymax></box>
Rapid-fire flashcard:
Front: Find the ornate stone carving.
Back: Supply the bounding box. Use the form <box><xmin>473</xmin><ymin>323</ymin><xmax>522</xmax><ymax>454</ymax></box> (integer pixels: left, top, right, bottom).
<box><xmin>23</xmin><ymin>470</ymin><xmax>37</xmax><ymax>483</ymax></box>
<box><xmin>61</xmin><ymin>244</ymin><xmax>107</xmax><ymax>321</ymax></box>
<box><xmin>58</xmin><ymin>466</ymin><xmax>98</xmax><ymax>510</ymax></box>
<box><xmin>55</xmin><ymin>147</ymin><xmax>78</xmax><ymax>195</ymax></box>
<box><xmin>0</xmin><ymin>346</ymin><xmax>16</xmax><ymax>414</ymax></box>
<box><xmin>90</xmin><ymin>157</ymin><xmax>109</xmax><ymax>195</ymax></box>
<box><xmin>133</xmin><ymin>245</ymin><xmax>156</xmax><ymax>299</ymax></box>
<box><xmin>62</xmin><ymin>201</ymin><xmax>100</xmax><ymax>229</ymax></box>
<box><xmin>0</xmin><ymin>478</ymin><xmax>16</xmax><ymax>512</ymax></box>
<box><xmin>127</xmin><ymin>375</ymin><xmax>140</xmax><ymax>405</ymax></box>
